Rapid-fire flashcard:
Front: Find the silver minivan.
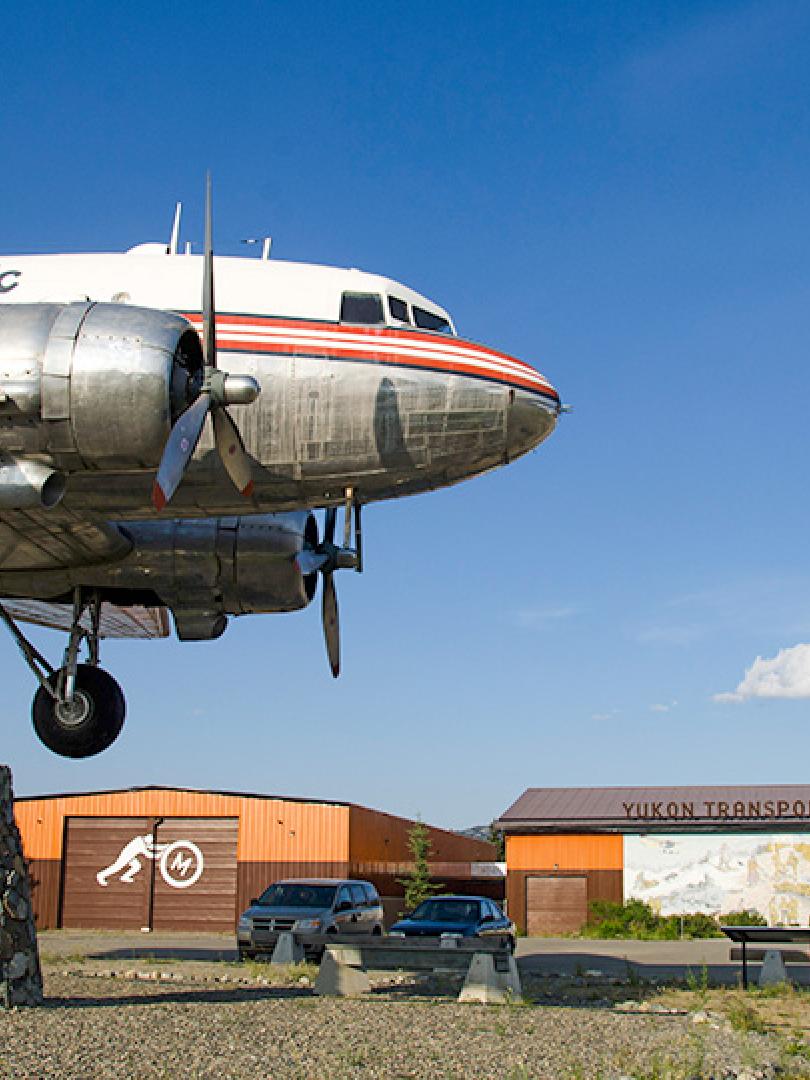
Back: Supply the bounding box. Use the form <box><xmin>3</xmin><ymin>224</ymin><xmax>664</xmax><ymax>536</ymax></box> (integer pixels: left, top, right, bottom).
<box><xmin>237</xmin><ymin>877</ymin><xmax>384</xmax><ymax>960</ymax></box>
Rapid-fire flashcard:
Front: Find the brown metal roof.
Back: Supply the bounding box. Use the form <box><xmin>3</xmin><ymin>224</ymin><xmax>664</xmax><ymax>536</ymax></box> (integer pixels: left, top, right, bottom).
<box><xmin>13</xmin><ymin>784</ymin><xmax>351</xmax><ymax>808</ymax></box>
<box><xmin>496</xmin><ymin>785</ymin><xmax>810</xmax><ymax>833</ymax></box>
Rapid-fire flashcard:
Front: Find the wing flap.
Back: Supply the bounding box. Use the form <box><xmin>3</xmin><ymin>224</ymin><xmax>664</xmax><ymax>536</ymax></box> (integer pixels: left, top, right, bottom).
<box><xmin>1</xmin><ymin>599</ymin><xmax>170</xmax><ymax>639</ymax></box>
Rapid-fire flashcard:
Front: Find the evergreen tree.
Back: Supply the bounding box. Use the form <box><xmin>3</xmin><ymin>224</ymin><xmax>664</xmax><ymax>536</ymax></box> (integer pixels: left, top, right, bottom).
<box><xmin>397</xmin><ymin>819</ymin><xmax>442</xmax><ymax>911</ymax></box>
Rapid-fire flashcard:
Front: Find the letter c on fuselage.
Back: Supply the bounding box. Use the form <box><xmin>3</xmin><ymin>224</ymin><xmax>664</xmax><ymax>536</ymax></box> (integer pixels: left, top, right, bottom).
<box><xmin>0</xmin><ymin>271</ymin><xmax>21</xmax><ymax>293</ymax></box>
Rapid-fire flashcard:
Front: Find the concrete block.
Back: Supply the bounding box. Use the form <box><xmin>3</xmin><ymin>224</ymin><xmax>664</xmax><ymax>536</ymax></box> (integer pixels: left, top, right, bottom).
<box><xmin>270</xmin><ymin>932</ymin><xmax>304</xmax><ymax>966</ymax></box>
<box><xmin>313</xmin><ymin>947</ymin><xmax>371</xmax><ymax>998</ymax></box>
<box><xmin>759</xmin><ymin>949</ymin><xmax>789</xmax><ymax>987</ymax></box>
<box><xmin>458</xmin><ymin>952</ymin><xmax>523</xmax><ymax>1005</ymax></box>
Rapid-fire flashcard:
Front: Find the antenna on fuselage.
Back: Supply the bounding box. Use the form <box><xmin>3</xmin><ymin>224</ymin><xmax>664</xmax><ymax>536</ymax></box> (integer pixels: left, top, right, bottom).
<box><xmin>241</xmin><ymin>236</ymin><xmax>272</xmax><ymax>260</ymax></box>
<box><xmin>168</xmin><ymin>202</ymin><xmax>182</xmax><ymax>255</ymax></box>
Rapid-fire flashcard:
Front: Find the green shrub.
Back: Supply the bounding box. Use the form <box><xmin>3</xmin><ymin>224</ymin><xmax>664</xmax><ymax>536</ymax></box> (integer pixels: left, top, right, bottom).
<box><xmin>719</xmin><ymin>909</ymin><xmax>767</xmax><ymax>926</ymax></box>
<box><xmin>583</xmin><ymin>900</ymin><xmax>728</xmax><ymax>939</ymax></box>
<box><xmin>679</xmin><ymin>912</ymin><xmax>724</xmax><ymax>938</ymax></box>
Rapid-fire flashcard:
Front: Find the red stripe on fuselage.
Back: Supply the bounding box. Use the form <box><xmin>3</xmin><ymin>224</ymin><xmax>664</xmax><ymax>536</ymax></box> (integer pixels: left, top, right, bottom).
<box><xmin>180</xmin><ymin>313</ymin><xmax>559</xmax><ymax>402</ymax></box>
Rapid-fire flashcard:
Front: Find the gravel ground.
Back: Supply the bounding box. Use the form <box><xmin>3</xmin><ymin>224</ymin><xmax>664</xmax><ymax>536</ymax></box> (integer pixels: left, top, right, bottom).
<box><xmin>0</xmin><ymin>970</ymin><xmax>804</xmax><ymax>1079</ymax></box>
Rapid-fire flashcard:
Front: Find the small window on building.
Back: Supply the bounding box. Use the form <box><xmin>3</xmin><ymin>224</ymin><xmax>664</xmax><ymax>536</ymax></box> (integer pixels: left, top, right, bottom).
<box><xmin>388</xmin><ymin>296</ymin><xmax>410</xmax><ymax>323</ymax></box>
<box><xmin>413</xmin><ymin>306</ymin><xmax>452</xmax><ymax>334</ymax></box>
<box><xmin>340</xmin><ymin>292</ymin><xmax>384</xmax><ymax>325</ymax></box>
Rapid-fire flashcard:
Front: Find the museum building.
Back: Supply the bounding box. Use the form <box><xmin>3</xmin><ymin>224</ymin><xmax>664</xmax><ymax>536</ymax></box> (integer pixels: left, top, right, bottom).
<box><xmin>14</xmin><ymin>786</ymin><xmax>500</xmax><ymax>931</ymax></box>
<box><xmin>496</xmin><ymin>785</ymin><xmax>810</xmax><ymax>935</ymax></box>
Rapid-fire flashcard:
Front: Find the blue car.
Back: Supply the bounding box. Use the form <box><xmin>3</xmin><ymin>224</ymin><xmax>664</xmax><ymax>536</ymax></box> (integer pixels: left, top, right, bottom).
<box><xmin>390</xmin><ymin>895</ymin><xmax>516</xmax><ymax>951</ymax></box>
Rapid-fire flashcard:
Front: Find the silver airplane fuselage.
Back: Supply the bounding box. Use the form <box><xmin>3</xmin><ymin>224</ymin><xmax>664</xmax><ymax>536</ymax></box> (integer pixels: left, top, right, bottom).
<box><xmin>0</xmin><ymin>250</ymin><xmax>560</xmax><ymax>522</ymax></box>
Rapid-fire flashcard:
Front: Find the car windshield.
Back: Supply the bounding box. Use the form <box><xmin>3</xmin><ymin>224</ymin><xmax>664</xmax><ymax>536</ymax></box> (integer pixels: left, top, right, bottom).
<box><xmin>408</xmin><ymin>899</ymin><xmax>481</xmax><ymax>922</ymax></box>
<box><xmin>257</xmin><ymin>883</ymin><xmax>336</xmax><ymax>908</ymax></box>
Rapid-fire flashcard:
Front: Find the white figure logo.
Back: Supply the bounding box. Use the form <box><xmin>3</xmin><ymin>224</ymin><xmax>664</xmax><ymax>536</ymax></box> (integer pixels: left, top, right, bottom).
<box><xmin>97</xmin><ymin>835</ymin><xmax>204</xmax><ymax>889</ymax></box>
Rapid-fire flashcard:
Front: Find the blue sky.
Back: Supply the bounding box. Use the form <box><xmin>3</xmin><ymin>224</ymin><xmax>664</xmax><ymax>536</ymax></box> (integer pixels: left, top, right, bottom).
<box><xmin>3</xmin><ymin>0</ymin><xmax>810</xmax><ymax>828</ymax></box>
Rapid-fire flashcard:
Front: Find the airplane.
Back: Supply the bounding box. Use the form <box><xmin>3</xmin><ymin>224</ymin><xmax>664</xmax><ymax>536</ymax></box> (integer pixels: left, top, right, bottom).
<box><xmin>0</xmin><ymin>180</ymin><xmax>562</xmax><ymax>759</ymax></box>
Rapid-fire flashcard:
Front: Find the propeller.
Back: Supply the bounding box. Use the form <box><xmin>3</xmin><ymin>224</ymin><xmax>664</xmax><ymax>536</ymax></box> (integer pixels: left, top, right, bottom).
<box><xmin>152</xmin><ymin>174</ymin><xmax>261</xmax><ymax>511</ymax></box>
<box><xmin>295</xmin><ymin>504</ymin><xmax>363</xmax><ymax>679</ymax></box>
<box><xmin>321</xmin><ymin>507</ymin><xmax>340</xmax><ymax>678</ymax></box>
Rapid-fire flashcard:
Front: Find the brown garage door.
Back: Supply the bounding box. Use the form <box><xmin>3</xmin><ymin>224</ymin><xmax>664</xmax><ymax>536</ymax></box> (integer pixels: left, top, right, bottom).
<box><xmin>61</xmin><ymin>817</ymin><xmax>238</xmax><ymax>931</ymax></box>
<box><xmin>62</xmin><ymin>817</ymin><xmax>151</xmax><ymax>929</ymax></box>
<box><xmin>151</xmin><ymin>818</ymin><xmax>238</xmax><ymax>932</ymax></box>
<box><xmin>526</xmin><ymin>875</ymin><xmax>588</xmax><ymax>935</ymax></box>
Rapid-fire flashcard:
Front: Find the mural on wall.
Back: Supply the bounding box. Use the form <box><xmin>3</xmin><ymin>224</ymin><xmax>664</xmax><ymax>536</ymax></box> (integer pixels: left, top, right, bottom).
<box><xmin>624</xmin><ymin>833</ymin><xmax>810</xmax><ymax>923</ymax></box>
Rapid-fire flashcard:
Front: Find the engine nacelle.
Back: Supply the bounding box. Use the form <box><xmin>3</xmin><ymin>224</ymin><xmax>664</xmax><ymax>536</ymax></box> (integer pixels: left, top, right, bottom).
<box><xmin>114</xmin><ymin>513</ymin><xmax>319</xmax><ymax>639</ymax></box>
<box><xmin>0</xmin><ymin>302</ymin><xmax>202</xmax><ymax>469</ymax></box>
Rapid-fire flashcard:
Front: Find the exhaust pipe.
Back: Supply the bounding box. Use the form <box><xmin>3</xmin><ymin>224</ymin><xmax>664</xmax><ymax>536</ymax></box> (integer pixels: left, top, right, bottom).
<box><xmin>0</xmin><ymin>458</ymin><xmax>66</xmax><ymax>509</ymax></box>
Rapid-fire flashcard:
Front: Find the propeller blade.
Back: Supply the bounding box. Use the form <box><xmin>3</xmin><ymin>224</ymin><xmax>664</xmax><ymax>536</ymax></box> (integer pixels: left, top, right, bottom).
<box><xmin>354</xmin><ymin>501</ymin><xmax>363</xmax><ymax>573</ymax></box>
<box><xmin>151</xmin><ymin>392</ymin><xmax>210</xmax><ymax>510</ymax></box>
<box><xmin>322</xmin><ymin>572</ymin><xmax>340</xmax><ymax>678</ymax></box>
<box><xmin>202</xmin><ymin>172</ymin><xmax>216</xmax><ymax>371</ymax></box>
<box><xmin>212</xmin><ymin>408</ymin><xmax>254</xmax><ymax>497</ymax></box>
<box><xmin>324</xmin><ymin>506</ymin><xmax>337</xmax><ymax>546</ymax></box>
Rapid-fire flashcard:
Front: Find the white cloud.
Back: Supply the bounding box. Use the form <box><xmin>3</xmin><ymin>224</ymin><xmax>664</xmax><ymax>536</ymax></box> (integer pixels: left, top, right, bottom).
<box><xmin>714</xmin><ymin>643</ymin><xmax>810</xmax><ymax>703</ymax></box>
<box><xmin>650</xmin><ymin>701</ymin><xmax>678</xmax><ymax>713</ymax></box>
<box><xmin>512</xmin><ymin>606</ymin><xmax>576</xmax><ymax>628</ymax></box>
<box><xmin>591</xmin><ymin>709</ymin><xmax>620</xmax><ymax>722</ymax></box>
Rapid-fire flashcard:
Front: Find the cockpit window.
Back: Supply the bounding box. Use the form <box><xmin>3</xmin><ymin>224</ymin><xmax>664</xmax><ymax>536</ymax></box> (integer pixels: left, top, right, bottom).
<box><xmin>388</xmin><ymin>296</ymin><xmax>410</xmax><ymax>323</ymax></box>
<box><xmin>412</xmin><ymin>306</ymin><xmax>452</xmax><ymax>334</ymax></box>
<box><xmin>340</xmin><ymin>292</ymin><xmax>384</xmax><ymax>325</ymax></box>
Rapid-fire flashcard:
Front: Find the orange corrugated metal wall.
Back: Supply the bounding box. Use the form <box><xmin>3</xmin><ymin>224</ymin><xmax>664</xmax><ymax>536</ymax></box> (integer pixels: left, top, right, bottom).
<box><xmin>506</xmin><ymin>834</ymin><xmax>624</xmax><ymax>870</ymax></box>
<box><xmin>349</xmin><ymin>805</ymin><xmax>497</xmax><ymax>865</ymax></box>
<box><xmin>14</xmin><ymin>790</ymin><xmax>351</xmax><ymax>863</ymax></box>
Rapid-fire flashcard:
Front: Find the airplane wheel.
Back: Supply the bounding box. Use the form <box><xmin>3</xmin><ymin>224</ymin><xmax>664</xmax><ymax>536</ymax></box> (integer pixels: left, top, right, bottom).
<box><xmin>32</xmin><ymin>664</ymin><xmax>125</xmax><ymax>758</ymax></box>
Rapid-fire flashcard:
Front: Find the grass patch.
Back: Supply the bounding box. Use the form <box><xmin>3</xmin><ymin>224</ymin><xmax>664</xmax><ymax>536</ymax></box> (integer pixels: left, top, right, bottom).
<box><xmin>240</xmin><ymin>959</ymin><xmax>318</xmax><ymax>984</ymax></box>
<box><xmin>726</xmin><ymin>998</ymin><xmax>769</xmax><ymax>1034</ymax></box>
<box><xmin>39</xmin><ymin>952</ymin><xmax>87</xmax><ymax>965</ymax></box>
<box><xmin>684</xmin><ymin>964</ymin><xmax>709</xmax><ymax>1000</ymax></box>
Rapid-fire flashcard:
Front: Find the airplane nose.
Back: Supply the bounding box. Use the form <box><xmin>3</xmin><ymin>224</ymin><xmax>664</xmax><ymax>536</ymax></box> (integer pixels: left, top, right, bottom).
<box><xmin>506</xmin><ymin>388</ymin><xmax>559</xmax><ymax>461</ymax></box>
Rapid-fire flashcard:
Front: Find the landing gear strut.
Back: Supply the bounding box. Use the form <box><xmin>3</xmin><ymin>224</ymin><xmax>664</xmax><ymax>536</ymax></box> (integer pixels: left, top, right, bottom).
<box><xmin>0</xmin><ymin>588</ymin><xmax>125</xmax><ymax>758</ymax></box>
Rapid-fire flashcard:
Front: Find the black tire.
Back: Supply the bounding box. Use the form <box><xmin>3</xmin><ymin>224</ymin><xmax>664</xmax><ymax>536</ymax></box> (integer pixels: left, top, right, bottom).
<box><xmin>506</xmin><ymin>936</ymin><xmax>516</xmax><ymax>954</ymax></box>
<box><xmin>32</xmin><ymin>664</ymin><xmax>125</xmax><ymax>758</ymax></box>
<box><xmin>372</xmin><ymin>924</ymin><xmax>383</xmax><ymax>936</ymax></box>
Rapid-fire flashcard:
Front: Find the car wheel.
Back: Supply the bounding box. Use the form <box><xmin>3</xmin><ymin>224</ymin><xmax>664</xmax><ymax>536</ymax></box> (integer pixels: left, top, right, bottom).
<box><xmin>506</xmin><ymin>936</ymin><xmax>516</xmax><ymax>954</ymax></box>
<box><xmin>372</xmin><ymin>924</ymin><xmax>383</xmax><ymax>936</ymax></box>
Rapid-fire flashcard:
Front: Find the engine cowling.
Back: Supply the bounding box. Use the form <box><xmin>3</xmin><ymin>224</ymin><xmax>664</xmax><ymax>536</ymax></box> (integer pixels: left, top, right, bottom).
<box><xmin>0</xmin><ymin>302</ymin><xmax>202</xmax><ymax>469</ymax></box>
<box><xmin>114</xmin><ymin>512</ymin><xmax>320</xmax><ymax>639</ymax></box>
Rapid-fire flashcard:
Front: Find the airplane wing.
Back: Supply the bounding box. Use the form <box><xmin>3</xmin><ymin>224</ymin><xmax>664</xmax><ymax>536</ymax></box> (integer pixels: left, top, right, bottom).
<box><xmin>0</xmin><ymin>507</ymin><xmax>130</xmax><ymax>571</ymax></box>
<box><xmin>0</xmin><ymin>598</ymin><xmax>170</xmax><ymax>639</ymax></box>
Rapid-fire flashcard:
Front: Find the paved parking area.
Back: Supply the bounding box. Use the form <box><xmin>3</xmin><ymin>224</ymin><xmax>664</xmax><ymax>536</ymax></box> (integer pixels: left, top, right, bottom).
<box><xmin>36</xmin><ymin>929</ymin><xmax>810</xmax><ymax>986</ymax></box>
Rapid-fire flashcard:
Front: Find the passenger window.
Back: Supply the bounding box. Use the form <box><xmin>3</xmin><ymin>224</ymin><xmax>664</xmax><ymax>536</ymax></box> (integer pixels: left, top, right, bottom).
<box><xmin>335</xmin><ymin>886</ymin><xmax>353</xmax><ymax>908</ymax></box>
<box><xmin>412</xmin><ymin>306</ymin><xmax>452</xmax><ymax>334</ymax></box>
<box><xmin>340</xmin><ymin>292</ymin><xmax>384</xmax><ymax>325</ymax></box>
<box><xmin>350</xmin><ymin>884</ymin><xmax>366</xmax><ymax>908</ymax></box>
<box><xmin>363</xmin><ymin>884</ymin><xmax>379</xmax><ymax>905</ymax></box>
<box><xmin>388</xmin><ymin>296</ymin><xmax>410</xmax><ymax>323</ymax></box>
